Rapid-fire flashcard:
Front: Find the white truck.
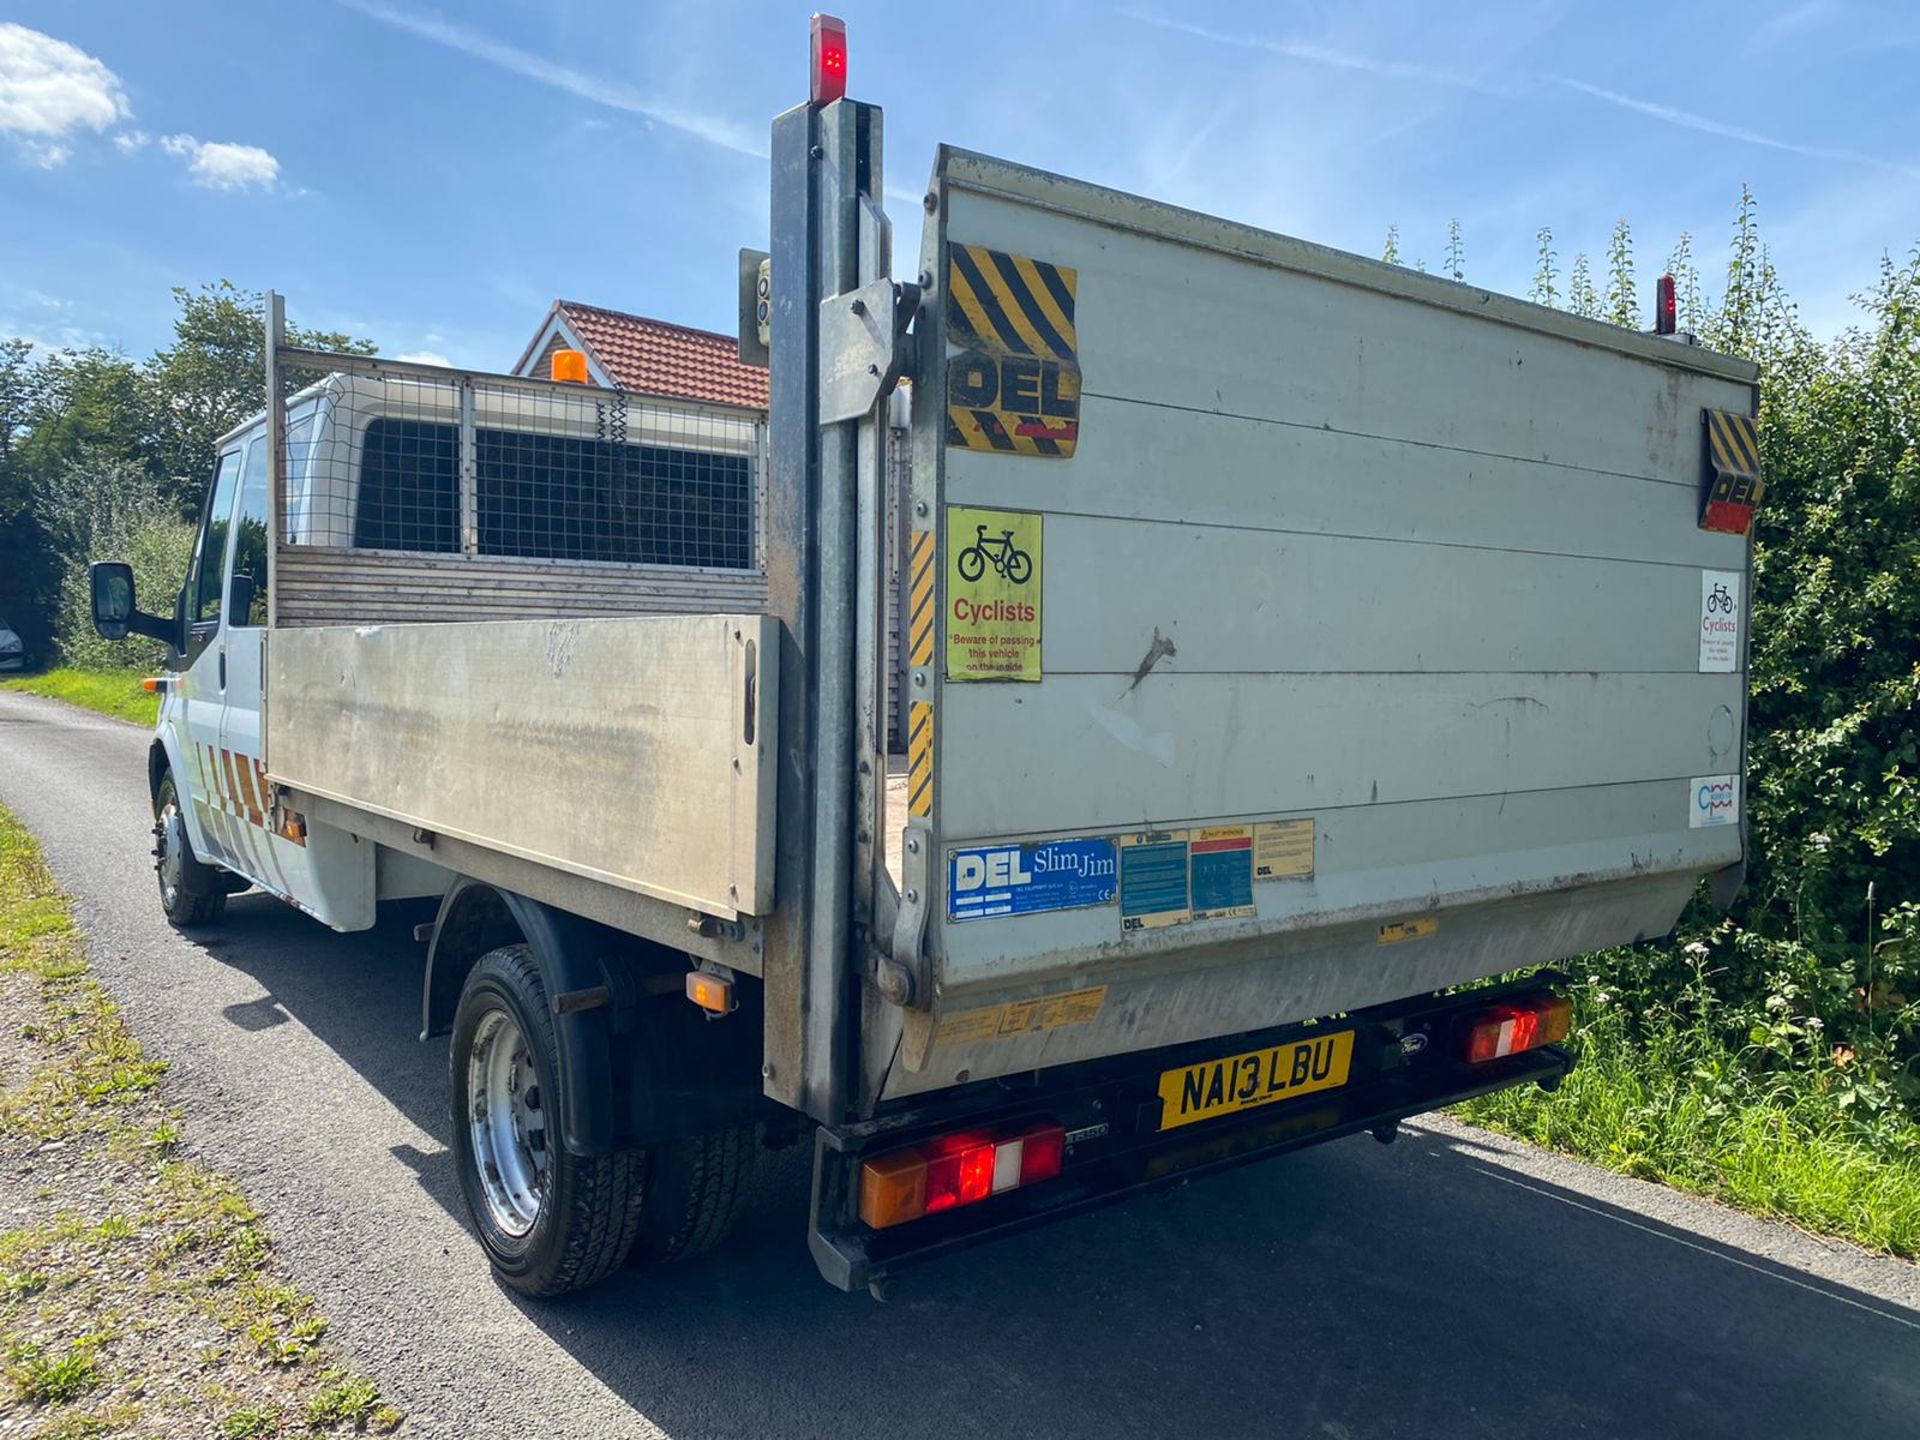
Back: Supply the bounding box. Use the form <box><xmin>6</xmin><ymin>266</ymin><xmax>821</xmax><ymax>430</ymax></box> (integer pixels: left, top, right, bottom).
<box><xmin>88</xmin><ymin>17</ymin><xmax>1763</xmax><ymax>1298</ymax></box>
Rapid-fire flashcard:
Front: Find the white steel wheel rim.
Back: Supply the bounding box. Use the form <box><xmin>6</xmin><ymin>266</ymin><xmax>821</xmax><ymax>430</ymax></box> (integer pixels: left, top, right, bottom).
<box><xmin>156</xmin><ymin>802</ymin><xmax>185</xmax><ymax>908</ymax></box>
<box><xmin>467</xmin><ymin>1006</ymin><xmax>550</xmax><ymax>1238</ymax></box>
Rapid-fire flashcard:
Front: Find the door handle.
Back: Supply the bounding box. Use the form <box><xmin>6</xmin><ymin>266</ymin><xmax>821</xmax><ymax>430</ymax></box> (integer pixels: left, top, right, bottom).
<box><xmin>218</xmin><ymin>649</ymin><xmax>226</xmax><ymax>689</ymax></box>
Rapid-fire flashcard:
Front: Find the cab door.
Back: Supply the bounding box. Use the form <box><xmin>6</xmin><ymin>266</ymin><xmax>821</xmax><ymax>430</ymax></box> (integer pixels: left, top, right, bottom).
<box><xmin>218</xmin><ymin>426</ymin><xmax>307</xmax><ymax>899</ymax></box>
<box><xmin>178</xmin><ymin>446</ymin><xmax>244</xmax><ymax>867</ymax></box>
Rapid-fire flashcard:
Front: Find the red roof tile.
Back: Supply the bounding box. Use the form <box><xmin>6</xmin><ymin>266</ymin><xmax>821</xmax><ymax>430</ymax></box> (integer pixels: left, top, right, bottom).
<box><xmin>544</xmin><ymin>301</ymin><xmax>768</xmax><ymax>412</ymax></box>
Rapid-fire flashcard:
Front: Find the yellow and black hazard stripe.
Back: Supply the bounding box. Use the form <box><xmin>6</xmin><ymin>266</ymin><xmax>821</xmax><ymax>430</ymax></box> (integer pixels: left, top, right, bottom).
<box><xmin>1706</xmin><ymin>409</ymin><xmax>1759</xmax><ymax>478</ymax></box>
<box><xmin>1700</xmin><ymin>409</ymin><xmax>1765</xmax><ymax>533</ymax></box>
<box><xmin>948</xmin><ymin>244</ymin><xmax>1078</xmax><ymax>363</ymax></box>
<box><xmin>907</xmin><ymin>700</ymin><xmax>933</xmax><ymax>817</ymax></box>
<box><xmin>908</xmin><ymin>529</ymin><xmax>935</xmax><ymax>667</ymax></box>
<box><xmin>946</xmin><ymin>243</ymin><xmax>1082</xmax><ymax>461</ymax></box>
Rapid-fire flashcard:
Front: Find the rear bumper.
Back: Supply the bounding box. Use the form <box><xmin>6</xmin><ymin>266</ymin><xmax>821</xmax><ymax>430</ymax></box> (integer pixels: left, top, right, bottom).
<box><xmin>809</xmin><ymin>978</ymin><xmax>1573</xmax><ymax>1293</ymax></box>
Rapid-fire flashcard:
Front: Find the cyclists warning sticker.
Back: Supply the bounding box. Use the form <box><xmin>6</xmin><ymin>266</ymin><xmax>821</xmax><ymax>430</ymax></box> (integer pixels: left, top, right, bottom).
<box><xmin>1699</xmin><ymin>570</ymin><xmax>1742</xmax><ymax>673</ymax></box>
<box><xmin>946</xmin><ymin>505</ymin><xmax>1042</xmax><ymax>682</ymax></box>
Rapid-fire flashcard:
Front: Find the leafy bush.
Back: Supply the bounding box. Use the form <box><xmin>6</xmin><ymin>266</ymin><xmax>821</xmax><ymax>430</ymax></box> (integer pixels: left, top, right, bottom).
<box><xmin>36</xmin><ymin>448</ymin><xmax>194</xmax><ymax>671</ymax></box>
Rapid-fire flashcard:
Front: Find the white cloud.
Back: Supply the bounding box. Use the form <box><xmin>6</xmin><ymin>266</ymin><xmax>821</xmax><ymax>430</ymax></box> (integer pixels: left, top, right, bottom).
<box><xmin>395</xmin><ymin>350</ymin><xmax>453</xmax><ymax>368</ymax></box>
<box><xmin>333</xmin><ymin>0</ymin><xmax>765</xmax><ymax>159</ymax></box>
<box><xmin>0</xmin><ymin>23</ymin><xmax>128</xmax><ymax>140</ymax></box>
<box><xmin>162</xmin><ymin>133</ymin><xmax>281</xmax><ymax>190</ymax></box>
<box><xmin>23</xmin><ymin>139</ymin><xmax>69</xmax><ymax>168</ymax></box>
<box><xmin>113</xmin><ymin>128</ymin><xmax>148</xmax><ymax>153</ymax></box>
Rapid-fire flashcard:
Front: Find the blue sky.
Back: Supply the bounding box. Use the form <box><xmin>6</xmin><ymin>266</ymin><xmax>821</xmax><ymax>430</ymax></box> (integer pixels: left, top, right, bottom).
<box><xmin>2</xmin><ymin>1</ymin><xmax>1916</xmax><ymax>368</ymax></box>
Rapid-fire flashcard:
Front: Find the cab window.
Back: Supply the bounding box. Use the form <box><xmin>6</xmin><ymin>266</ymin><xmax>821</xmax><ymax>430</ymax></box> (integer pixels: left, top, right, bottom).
<box><xmin>190</xmin><ymin>450</ymin><xmax>243</xmax><ymax>626</ymax></box>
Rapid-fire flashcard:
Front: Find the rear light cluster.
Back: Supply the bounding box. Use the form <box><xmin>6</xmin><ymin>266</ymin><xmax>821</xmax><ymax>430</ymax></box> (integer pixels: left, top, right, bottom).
<box><xmin>859</xmin><ymin>1121</ymin><xmax>1065</xmax><ymax>1229</ymax></box>
<box><xmin>1464</xmin><ymin>993</ymin><xmax>1572</xmax><ymax>1064</ymax></box>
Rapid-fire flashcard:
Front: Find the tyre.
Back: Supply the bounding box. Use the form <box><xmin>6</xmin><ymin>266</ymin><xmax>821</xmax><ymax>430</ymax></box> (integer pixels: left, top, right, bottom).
<box><xmin>450</xmin><ymin>945</ymin><xmax>643</xmax><ymax>1297</ymax></box>
<box><xmin>630</xmin><ymin>1122</ymin><xmax>757</xmax><ymax>1266</ymax></box>
<box><xmin>153</xmin><ymin>771</ymin><xmax>226</xmax><ymax>927</ymax></box>
<box><xmin>956</xmin><ymin>545</ymin><xmax>986</xmax><ymax>582</ymax></box>
<box><xmin>1005</xmin><ymin>549</ymin><xmax>1033</xmax><ymax>585</ymax></box>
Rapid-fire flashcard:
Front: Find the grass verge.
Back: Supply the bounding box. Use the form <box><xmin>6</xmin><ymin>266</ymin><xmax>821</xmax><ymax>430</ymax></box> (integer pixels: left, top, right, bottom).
<box><xmin>0</xmin><ymin>669</ymin><xmax>159</xmax><ymax>727</ymax></box>
<box><xmin>1456</xmin><ymin>985</ymin><xmax>1920</xmax><ymax>1258</ymax></box>
<box><xmin>0</xmin><ymin>803</ymin><xmax>403</xmax><ymax>1435</ymax></box>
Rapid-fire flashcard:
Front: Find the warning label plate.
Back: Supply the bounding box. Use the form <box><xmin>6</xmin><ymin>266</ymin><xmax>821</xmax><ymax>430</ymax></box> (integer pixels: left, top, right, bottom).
<box><xmin>946</xmin><ymin>506</ymin><xmax>1042</xmax><ymax>682</ymax></box>
<box><xmin>1255</xmin><ymin>819</ymin><xmax>1315</xmax><ymax>880</ymax></box>
<box><xmin>1190</xmin><ymin>826</ymin><xmax>1256</xmax><ymax>920</ymax></box>
<box><xmin>947</xmin><ymin>837</ymin><xmax>1118</xmax><ymax>923</ymax></box>
<box><xmin>1120</xmin><ymin>830</ymin><xmax>1191</xmax><ymax>931</ymax></box>
<box><xmin>1699</xmin><ymin>570</ymin><xmax>1742</xmax><ymax>673</ymax></box>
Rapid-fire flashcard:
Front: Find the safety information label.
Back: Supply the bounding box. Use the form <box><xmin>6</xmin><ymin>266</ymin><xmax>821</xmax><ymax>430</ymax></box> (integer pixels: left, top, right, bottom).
<box><xmin>1700</xmin><ymin>570</ymin><xmax>1742</xmax><ymax>672</ymax></box>
<box><xmin>947</xmin><ymin>837</ymin><xmax>1119</xmax><ymax>923</ymax></box>
<box><xmin>1255</xmin><ymin>819</ymin><xmax>1315</xmax><ymax>880</ymax></box>
<box><xmin>1120</xmin><ymin>830</ymin><xmax>1191</xmax><ymax>930</ymax></box>
<box><xmin>1190</xmin><ymin>826</ymin><xmax>1256</xmax><ymax>920</ymax></box>
<box><xmin>946</xmin><ymin>505</ymin><xmax>1042</xmax><ymax>682</ymax></box>
<box><xmin>1689</xmin><ymin>774</ymin><xmax>1740</xmax><ymax>828</ymax></box>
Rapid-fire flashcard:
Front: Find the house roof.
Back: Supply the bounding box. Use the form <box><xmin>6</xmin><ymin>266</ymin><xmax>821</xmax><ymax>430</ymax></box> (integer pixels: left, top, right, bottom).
<box><xmin>515</xmin><ymin>300</ymin><xmax>768</xmax><ymax>412</ymax></box>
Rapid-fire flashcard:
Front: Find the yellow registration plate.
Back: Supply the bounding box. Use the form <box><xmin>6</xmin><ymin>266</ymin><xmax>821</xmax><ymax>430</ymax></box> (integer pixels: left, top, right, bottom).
<box><xmin>1156</xmin><ymin>1031</ymin><xmax>1355</xmax><ymax>1131</ymax></box>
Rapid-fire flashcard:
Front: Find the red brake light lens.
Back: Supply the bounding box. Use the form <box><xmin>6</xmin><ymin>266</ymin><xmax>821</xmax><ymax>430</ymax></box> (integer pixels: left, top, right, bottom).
<box><xmin>858</xmin><ymin>1120</ymin><xmax>1067</xmax><ymax>1229</ymax></box>
<box><xmin>810</xmin><ymin>14</ymin><xmax>848</xmax><ymax>105</ymax></box>
<box><xmin>1465</xmin><ymin>993</ymin><xmax>1572</xmax><ymax>1064</ymax></box>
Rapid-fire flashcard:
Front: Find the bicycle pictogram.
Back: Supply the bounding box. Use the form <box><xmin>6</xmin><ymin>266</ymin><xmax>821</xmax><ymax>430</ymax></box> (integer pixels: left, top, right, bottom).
<box><xmin>1707</xmin><ymin>582</ymin><xmax>1734</xmax><ymax>615</ymax></box>
<box><xmin>956</xmin><ymin>524</ymin><xmax>1034</xmax><ymax>584</ymax></box>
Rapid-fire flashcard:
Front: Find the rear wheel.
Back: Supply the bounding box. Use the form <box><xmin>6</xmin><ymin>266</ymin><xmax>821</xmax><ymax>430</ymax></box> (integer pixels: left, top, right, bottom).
<box><xmin>630</xmin><ymin>1122</ymin><xmax>757</xmax><ymax>1266</ymax></box>
<box><xmin>450</xmin><ymin>945</ymin><xmax>643</xmax><ymax>1296</ymax></box>
<box><xmin>153</xmin><ymin>771</ymin><xmax>225</xmax><ymax>927</ymax></box>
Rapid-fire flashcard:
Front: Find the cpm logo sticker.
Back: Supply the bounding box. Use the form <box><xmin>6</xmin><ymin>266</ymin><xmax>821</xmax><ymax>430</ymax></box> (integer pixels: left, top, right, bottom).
<box><xmin>1689</xmin><ymin>774</ymin><xmax>1740</xmax><ymax>829</ymax></box>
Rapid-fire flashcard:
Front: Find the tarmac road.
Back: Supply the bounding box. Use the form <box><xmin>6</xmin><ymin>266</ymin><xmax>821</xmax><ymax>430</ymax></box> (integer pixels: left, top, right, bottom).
<box><xmin>1</xmin><ymin>688</ymin><xmax>1916</xmax><ymax>1439</ymax></box>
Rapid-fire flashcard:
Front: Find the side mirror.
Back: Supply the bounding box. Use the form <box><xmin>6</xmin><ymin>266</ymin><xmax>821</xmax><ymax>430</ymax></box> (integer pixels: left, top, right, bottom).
<box><xmin>90</xmin><ymin>562</ymin><xmax>135</xmax><ymax>640</ymax></box>
<box><xmin>229</xmin><ymin>573</ymin><xmax>256</xmax><ymax>626</ymax></box>
<box><xmin>90</xmin><ymin>561</ymin><xmax>181</xmax><ymax>650</ymax></box>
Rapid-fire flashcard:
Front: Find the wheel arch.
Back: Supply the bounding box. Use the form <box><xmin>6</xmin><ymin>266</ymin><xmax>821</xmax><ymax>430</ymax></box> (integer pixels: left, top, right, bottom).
<box><xmin>149</xmin><ymin>731</ymin><xmax>220</xmax><ymax>862</ymax></box>
<box><xmin>424</xmin><ymin>879</ymin><xmax>624</xmax><ymax>1156</ymax></box>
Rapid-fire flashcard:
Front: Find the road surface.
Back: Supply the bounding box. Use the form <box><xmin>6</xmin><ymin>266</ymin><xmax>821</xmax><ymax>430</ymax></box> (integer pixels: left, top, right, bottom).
<box><xmin>0</xmin><ymin>689</ymin><xmax>1915</xmax><ymax>1438</ymax></box>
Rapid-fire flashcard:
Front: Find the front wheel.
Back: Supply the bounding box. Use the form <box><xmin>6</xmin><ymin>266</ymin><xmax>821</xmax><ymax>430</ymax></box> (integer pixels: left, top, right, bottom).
<box><xmin>956</xmin><ymin>545</ymin><xmax>987</xmax><ymax>582</ymax></box>
<box><xmin>450</xmin><ymin>946</ymin><xmax>643</xmax><ymax>1296</ymax></box>
<box><xmin>153</xmin><ymin>771</ymin><xmax>225</xmax><ymax>928</ymax></box>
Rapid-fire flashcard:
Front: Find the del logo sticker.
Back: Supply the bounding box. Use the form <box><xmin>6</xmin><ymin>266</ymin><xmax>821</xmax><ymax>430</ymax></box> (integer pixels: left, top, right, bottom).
<box><xmin>946</xmin><ymin>505</ymin><xmax>1041</xmax><ymax>682</ymax></box>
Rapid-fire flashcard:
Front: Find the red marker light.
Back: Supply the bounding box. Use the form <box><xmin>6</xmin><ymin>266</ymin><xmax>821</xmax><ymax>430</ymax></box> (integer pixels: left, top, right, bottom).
<box><xmin>1655</xmin><ymin>273</ymin><xmax>1677</xmax><ymax>335</ymax></box>
<box><xmin>810</xmin><ymin>13</ymin><xmax>848</xmax><ymax>105</ymax></box>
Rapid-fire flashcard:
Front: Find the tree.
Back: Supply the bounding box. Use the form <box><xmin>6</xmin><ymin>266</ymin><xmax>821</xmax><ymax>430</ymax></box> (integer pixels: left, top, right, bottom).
<box><xmin>1665</xmin><ymin>231</ymin><xmax>1702</xmax><ymax>332</ymax></box>
<box><xmin>1604</xmin><ymin>218</ymin><xmax>1637</xmax><ymax>327</ymax></box>
<box><xmin>1444</xmin><ymin>218</ymin><xmax>1466</xmax><ymax>282</ymax></box>
<box><xmin>1567</xmin><ymin>253</ymin><xmax>1599</xmax><ymax>317</ymax></box>
<box><xmin>1530</xmin><ymin>226</ymin><xmax>1559</xmax><ymax>308</ymax></box>
<box><xmin>1717</xmin><ymin>184</ymin><xmax>1763</xmax><ymax>353</ymax></box>
<box><xmin>144</xmin><ymin>281</ymin><xmax>373</xmax><ymax>509</ymax></box>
